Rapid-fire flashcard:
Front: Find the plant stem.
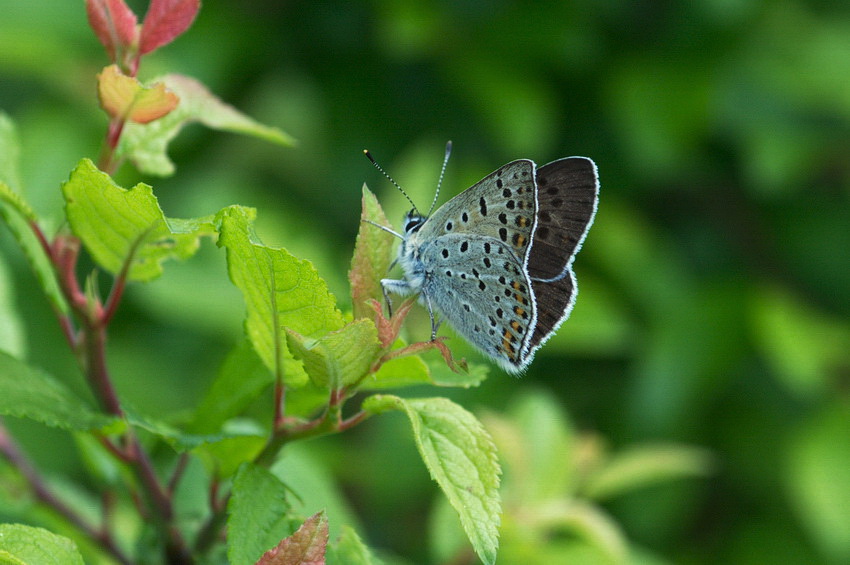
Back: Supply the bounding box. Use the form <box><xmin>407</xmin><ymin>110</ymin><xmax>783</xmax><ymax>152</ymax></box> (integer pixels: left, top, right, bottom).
<box><xmin>0</xmin><ymin>421</ymin><xmax>133</xmax><ymax>565</ymax></box>
<box><xmin>83</xmin><ymin>318</ymin><xmax>123</xmax><ymax>416</ymax></box>
<box><xmin>46</xmin><ymin>229</ymin><xmax>194</xmax><ymax>563</ymax></box>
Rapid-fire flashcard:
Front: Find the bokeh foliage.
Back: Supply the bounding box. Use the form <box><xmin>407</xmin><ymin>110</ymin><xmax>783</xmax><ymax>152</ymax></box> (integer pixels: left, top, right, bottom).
<box><xmin>1</xmin><ymin>1</ymin><xmax>849</xmax><ymax>564</ymax></box>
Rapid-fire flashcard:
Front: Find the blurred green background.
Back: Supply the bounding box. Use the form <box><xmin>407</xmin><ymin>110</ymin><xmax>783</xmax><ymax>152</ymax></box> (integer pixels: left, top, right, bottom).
<box><xmin>2</xmin><ymin>1</ymin><xmax>850</xmax><ymax>563</ymax></box>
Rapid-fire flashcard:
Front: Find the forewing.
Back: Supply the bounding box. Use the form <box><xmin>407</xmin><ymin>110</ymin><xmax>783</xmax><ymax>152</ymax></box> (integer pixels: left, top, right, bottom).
<box><xmin>419</xmin><ymin>233</ymin><xmax>536</xmax><ymax>372</ymax></box>
<box><xmin>419</xmin><ymin>160</ymin><xmax>538</xmax><ymax>267</ymax></box>
<box><xmin>527</xmin><ymin>157</ymin><xmax>598</xmax><ymax>281</ymax></box>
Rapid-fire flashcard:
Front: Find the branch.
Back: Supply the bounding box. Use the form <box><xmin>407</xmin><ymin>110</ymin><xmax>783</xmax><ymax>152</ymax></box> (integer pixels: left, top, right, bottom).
<box><xmin>0</xmin><ymin>420</ymin><xmax>132</xmax><ymax>565</ymax></box>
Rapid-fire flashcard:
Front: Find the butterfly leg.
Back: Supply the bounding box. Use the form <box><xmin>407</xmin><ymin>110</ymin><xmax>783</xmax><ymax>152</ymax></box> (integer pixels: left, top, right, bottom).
<box><xmin>422</xmin><ymin>290</ymin><xmax>442</xmax><ymax>341</ymax></box>
<box><xmin>381</xmin><ymin>278</ymin><xmax>414</xmax><ymax>318</ymax></box>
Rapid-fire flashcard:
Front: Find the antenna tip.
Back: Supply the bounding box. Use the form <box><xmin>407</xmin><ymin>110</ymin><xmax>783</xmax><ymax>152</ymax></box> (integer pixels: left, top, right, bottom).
<box><xmin>444</xmin><ymin>140</ymin><xmax>453</xmax><ymax>156</ymax></box>
<box><xmin>363</xmin><ymin>149</ymin><xmax>376</xmax><ymax>163</ymax></box>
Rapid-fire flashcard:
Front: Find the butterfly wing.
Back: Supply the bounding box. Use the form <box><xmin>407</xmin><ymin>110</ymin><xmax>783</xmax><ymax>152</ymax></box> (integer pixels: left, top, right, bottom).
<box><xmin>415</xmin><ymin>232</ymin><xmax>536</xmax><ymax>373</ymax></box>
<box><xmin>524</xmin><ymin>157</ymin><xmax>599</xmax><ymax>355</ymax></box>
<box><xmin>417</xmin><ymin>159</ymin><xmax>539</xmax><ymax>268</ymax></box>
<box><xmin>526</xmin><ymin>157</ymin><xmax>599</xmax><ymax>281</ymax></box>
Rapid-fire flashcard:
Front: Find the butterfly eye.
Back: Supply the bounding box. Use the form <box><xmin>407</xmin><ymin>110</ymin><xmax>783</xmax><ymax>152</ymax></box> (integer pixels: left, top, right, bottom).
<box><xmin>404</xmin><ymin>212</ymin><xmax>424</xmax><ymax>233</ymax></box>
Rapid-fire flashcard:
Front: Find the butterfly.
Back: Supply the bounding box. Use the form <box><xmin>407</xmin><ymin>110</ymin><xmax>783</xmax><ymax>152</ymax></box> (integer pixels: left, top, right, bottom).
<box><xmin>368</xmin><ymin>143</ymin><xmax>599</xmax><ymax>373</ymax></box>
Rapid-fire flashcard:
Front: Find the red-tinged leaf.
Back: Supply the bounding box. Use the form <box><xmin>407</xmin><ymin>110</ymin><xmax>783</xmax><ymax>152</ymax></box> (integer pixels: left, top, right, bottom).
<box><xmin>126</xmin><ymin>83</ymin><xmax>180</xmax><ymax>123</ymax></box>
<box><xmin>98</xmin><ymin>65</ymin><xmax>179</xmax><ymax>123</ymax></box>
<box><xmin>257</xmin><ymin>512</ymin><xmax>328</xmax><ymax>565</ymax></box>
<box><xmin>368</xmin><ymin>297</ymin><xmax>416</xmax><ymax>349</ymax></box>
<box><xmin>348</xmin><ymin>186</ymin><xmax>395</xmax><ymax>321</ymax></box>
<box><xmin>86</xmin><ymin>0</ymin><xmax>139</xmax><ymax>60</ymax></box>
<box><xmin>139</xmin><ymin>0</ymin><xmax>201</xmax><ymax>55</ymax></box>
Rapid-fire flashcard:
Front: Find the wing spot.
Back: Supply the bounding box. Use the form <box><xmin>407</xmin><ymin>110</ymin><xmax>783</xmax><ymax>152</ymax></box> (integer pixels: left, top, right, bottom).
<box><xmin>463</xmin><ymin>303</ymin><xmax>471</xmax><ymax>312</ymax></box>
<box><xmin>446</xmin><ymin>221</ymin><xmax>454</xmax><ymax>230</ymax></box>
<box><xmin>478</xmin><ymin>280</ymin><xmax>486</xmax><ymax>290</ymax></box>
<box><xmin>461</xmin><ymin>211</ymin><xmax>469</xmax><ymax>223</ymax></box>
<box><xmin>506</xmin><ymin>200</ymin><xmax>516</xmax><ymax>210</ymax></box>
<box><xmin>460</xmin><ymin>241</ymin><xmax>469</xmax><ymax>252</ymax></box>
<box><xmin>499</xmin><ymin>227</ymin><xmax>508</xmax><ymax>241</ymax></box>
<box><xmin>551</xmin><ymin>199</ymin><xmax>563</xmax><ymax>208</ymax></box>
<box><xmin>483</xmin><ymin>257</ymin><xmax>492</xmax><ymax>268</ymax></box>
<box><xmin>546</xmin><ymin>185</ymin><xmax>559</xmax><ymax>195</ymax></box>
<box><xmin>516</xmin><ymin>216</ymin><xmax>529</xmax><ymax>227</ymax></box>
<box><xmin>537</xmin><ymin>226</ymin><xmax>550</xmax><ymax>240</ymax></box>
<box><xmin>539</xmin><ymin>210</ymin><xmax>551</xmax><ymax>223</ymax></box>
<box><xmin>496</xmin><ymin>178</ymin><xmax>503</xmax><ymax>188</ymax></box>
<box><xmin>498</xmin><ymin>213</ymin><xmax>508</xmax><ymax>224</ymax></box>
<box><xmin>512</xmin><ymin>233</ymin><xmax>527</xmax><ymax>247</ymax></box>
<box><xmin>479</xmin><ymin>197</ymin><xmax>488</xmax><ymax>216</ymax></box>
<box><xmin>441</xmin><ymin>248</ymin><xmax>449</xmax><ymax>258</ymax></box>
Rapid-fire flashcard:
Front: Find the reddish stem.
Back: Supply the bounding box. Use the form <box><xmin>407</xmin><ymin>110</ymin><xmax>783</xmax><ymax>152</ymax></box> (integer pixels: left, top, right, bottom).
<box><xmin>0</xmin><ymin>421</ymin><xmax>132</xmax><ymax>565</ymax></box>
<box><xmin>168</xmin><ymin>454</ymin><xmax>190</xmax><ymax>495</ymax></box>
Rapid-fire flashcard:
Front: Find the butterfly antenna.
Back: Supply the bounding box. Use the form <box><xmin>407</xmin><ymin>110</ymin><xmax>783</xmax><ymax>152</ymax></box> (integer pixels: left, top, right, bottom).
<box><xmin>427</xmin><ymin>140</ymin><xmax>452</xmax><ymax>217</ymax></box>
<box><xmin>361</xmin><ymin>218</ymin><xmax>404</xmax><ymax>240</ymax></box>
<box><xmin>364</xmin><ymin>149</ymin><xmax>420</xmax><ymax>214</ymax></box>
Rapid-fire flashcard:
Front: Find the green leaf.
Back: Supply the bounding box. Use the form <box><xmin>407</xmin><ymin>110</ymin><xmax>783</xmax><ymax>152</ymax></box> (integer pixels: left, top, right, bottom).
<box><xmin>217</xmin><ymin>205</ymin><xmax>345</xmax><ymax>387</ymax></box>
<box><xmin>285</xmin><ymin>319</ymin><xmax>381</xmax><ymax>389</ymax></box>
<box><xmin>0</xmin><ymin>255</ymin><xmax>26</xmax><ymax>357</ymax></box>
<box><xmin>118</xmin><ymin>73</ymin><xmax>295</xmax><ymax>176</ymax></box>
<box><xmin>362</xmin><ymin>351</ymin><xmax>431</xmax><ymax>389</ymax></box>
<box><xmin>127</xmin><ymin>409</ymin><xmax>266</xmax><ymax>477</ymax></box>
<box><xmin>0</xmin><ymin>112</ymin><xmax>23</xmax><ymax>191</ymax></box>
<box><xmin>271</xmin><ymin>444</ymin><xmax>362</xmax><ymax>538</ymax></box>
<box><xmin>485</xmin><ymin>391</ymin><xmax>576</xmax><ymax>504</ymax></box>
<box><xmin>256</xmin><ymin>511</ymin><xmax>328</xmax><ymax>565</ymax></box>
<box><xmin>188</xmin><ymin>340</ymin><xmax>273</xmax><ymax>434</ymax></box>
<box><xmin>61</xmin><ymin>159</ymin><xmax>216</xmax><ymax>281</ymax></box>
<box><xmin>361</xmin><ymin>350</ymin><xmax>488</xmax><ymax>390</ymax></box>
<box><xmin>751</xmin><ymin>286</ymin><xmax>850</xmax><ymax>398</ymax></box>
<box><xmin>348</xmin><ymin>185</ymin><xmax>395</xmax><ymax>321</ymax></box>
<box><xmin>0</xmin><ymin>351</ymin><xmax>119</xmax><ymax>431</ymax></box>
<box><xmin>549</xmin><ymin>500</ymin><xmax>628</xmax><ymax>563</ymax></box>
<box><xmin>193</xmin><ymin>431</ymin><xmax>268</xmax><ymax>479</ymax></box>
<box><xmin>227</xmin><ymin>463</ymin><xmax>295</xmax><ymax>565</ymax></box>
<box><xmin>0</xmin><ymin>114</ymin><xmax>67</xmax><ymax>315</ymax></box>
<box><xmin>0</xmin><ymin>524</ymin><xmax>84</xmax><ymax>565</ymax></box>
<box><xmin>786</xmin><ymin>403</ymin><xmax>850</xmax><ymax>562</ymax></box>
<box><xmin>327</xmin><ymin>526</ymin><xmax>383</xmax><ymax>565</ymax></box>
<box><xmin>582</xmin><ymin>444</ymin><xmax>714</xmax><ymax>501</ymax></box>
<box><xmin>363</xmin><ymin>394</ymin><xmax>501</xmax><ymax>565</ymax></box>
<box><xmin>127</xmin><ymin>409</ymin><xmax>265</xmax><ymax>454</ymax></box>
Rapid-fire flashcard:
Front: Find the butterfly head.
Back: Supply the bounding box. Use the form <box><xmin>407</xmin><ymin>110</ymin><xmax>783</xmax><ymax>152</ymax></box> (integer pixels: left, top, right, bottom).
<box><xmin>403</xmin><ymin>209</ymin><xmax>426</xmax><ymax>235</ymax></box>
